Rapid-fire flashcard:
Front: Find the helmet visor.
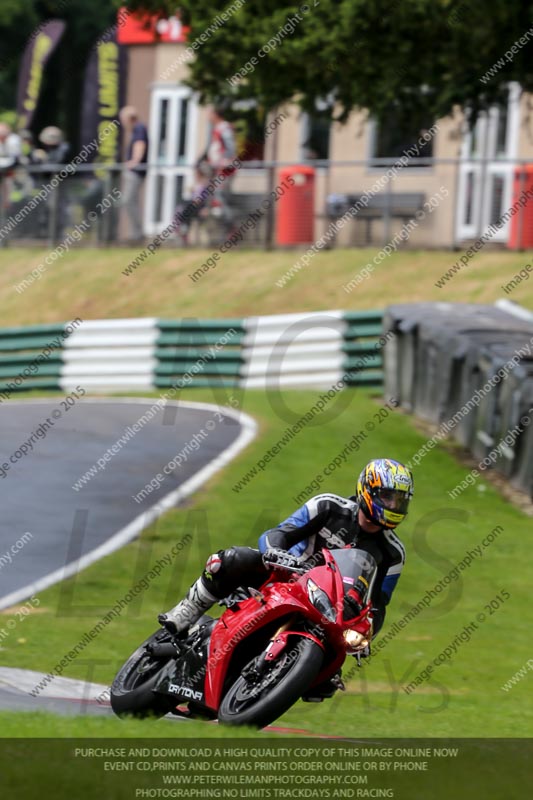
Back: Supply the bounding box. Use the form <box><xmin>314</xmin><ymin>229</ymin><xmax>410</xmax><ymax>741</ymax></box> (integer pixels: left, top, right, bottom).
<box><xmin>372</xmin><ymin>487</ymin><xmax>410</xmax><ymax>514</ymax></box>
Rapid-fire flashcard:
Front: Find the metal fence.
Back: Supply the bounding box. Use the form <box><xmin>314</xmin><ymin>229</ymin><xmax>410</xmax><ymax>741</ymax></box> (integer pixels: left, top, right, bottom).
<box><xmin>1</xmin><ymin>158</ymin><xmax>533</xmax><ymax>250</ymax></box>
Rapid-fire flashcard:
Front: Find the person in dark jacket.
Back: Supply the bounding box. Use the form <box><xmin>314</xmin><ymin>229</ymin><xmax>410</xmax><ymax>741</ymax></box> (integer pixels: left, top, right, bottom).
<box><xmin>119</xmin><ymin>106</ymin><xmax>148</xmax><ymax>242</ymax></box>
<box><xmin>34</xmin><ymin>126</ymin><xmax>70</xmax><ymax>165</ymax></box>
<box><xmin>159</xmin><ymin>458</ymin><xmax>414</xmax><ymax>645</ymax></box>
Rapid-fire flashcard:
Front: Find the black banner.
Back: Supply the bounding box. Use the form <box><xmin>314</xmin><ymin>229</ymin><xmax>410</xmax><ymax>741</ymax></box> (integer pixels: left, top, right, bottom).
<box><xmin>16</xmin><ymin>20</ymin><xmax>66</xmax><ymax>130</ymax></box>
<box><xmin>79</xmin><ymin>26</ymin><xmax>127</xmax><ymax>167</ymax></box>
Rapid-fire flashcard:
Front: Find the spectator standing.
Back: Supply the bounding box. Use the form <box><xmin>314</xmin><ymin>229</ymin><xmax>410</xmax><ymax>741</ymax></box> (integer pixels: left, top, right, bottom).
<box><xmin>34</xmin><ymin>126</ymin><xmax>70</xmax><ymax>165</ymax></box>
<box><xmin>196</xmin><ymin>105</ymin><xmax>237</xmax><ymax>233</ymax></box>
<box><xmin>9</xmin><ymin>129</ymin><xmax>36</xmax><ymax>205</ymax></box>
<box><xmin>0</xmin><ymin>122</ymin><xmax>21</xmax><ymax>169</ymax></box>
<box><xmin>119</xmin><ymin>105</ymin><xmax>148</xmax><ymax>243</ymax></box>
<box><xmin>34</xmin><ymin>126</ymin><xmax>70</xmax><ymax>238</ymax></box>
<box><xmin>0</xmin><ymin>123</ymin><xmax>22</xmax><ymax>209</ymax></box>
<box><xmin>205</xmin><ymin>105</ymin><xmax>237</xmax><ymax>179</ymax></box>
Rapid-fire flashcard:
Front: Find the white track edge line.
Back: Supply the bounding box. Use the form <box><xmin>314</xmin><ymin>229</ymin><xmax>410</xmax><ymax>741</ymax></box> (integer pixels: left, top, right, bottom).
<box><xmin>0</xmin><ymin>399</ymin><xmax>258</xmax><ymax>611</ymax></box>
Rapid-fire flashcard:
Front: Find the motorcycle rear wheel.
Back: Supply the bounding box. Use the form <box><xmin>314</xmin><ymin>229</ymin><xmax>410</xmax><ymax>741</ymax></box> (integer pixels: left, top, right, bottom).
<box><xmin>110</xmin><ymin>628</ymin><xmax>178</xmax><ymax>719</ymax></box>
<box><xmin>218</xmin><ymin>636</ymin><xmax>323</xmax><ymax>728</ymax></box>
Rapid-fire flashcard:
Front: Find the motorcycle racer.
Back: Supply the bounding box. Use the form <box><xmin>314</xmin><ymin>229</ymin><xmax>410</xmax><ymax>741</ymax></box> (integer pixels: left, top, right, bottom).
<box><xmin>159</xmin><ymin>458</ymin><xmax>414</xmax><ymax>663</ymax></box>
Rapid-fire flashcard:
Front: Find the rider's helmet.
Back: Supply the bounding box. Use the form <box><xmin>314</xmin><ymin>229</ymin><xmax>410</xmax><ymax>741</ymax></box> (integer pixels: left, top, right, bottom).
<box><xmin>356</xmin><ymin>458</ymin><xmax>414</xmax><ymax>529</ymax></box>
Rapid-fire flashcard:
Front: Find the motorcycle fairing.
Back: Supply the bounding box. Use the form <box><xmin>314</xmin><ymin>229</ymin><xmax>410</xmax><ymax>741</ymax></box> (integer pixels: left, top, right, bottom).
<box><xmin>153</xmin><ymin>617</ymin><xmax>216</xmax><ymax>707</ymax></box>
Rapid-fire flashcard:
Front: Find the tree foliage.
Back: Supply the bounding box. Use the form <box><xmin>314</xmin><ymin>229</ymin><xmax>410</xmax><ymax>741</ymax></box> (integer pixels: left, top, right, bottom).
<box><xmin>125</xmin><ymin>0</ymin><xmax>533</xmax><ymax>123</ymax></box>
<box><xmin>3</xmin><ymin>1</ymin><xmax>533</xmax><ymax>146</ymax></box>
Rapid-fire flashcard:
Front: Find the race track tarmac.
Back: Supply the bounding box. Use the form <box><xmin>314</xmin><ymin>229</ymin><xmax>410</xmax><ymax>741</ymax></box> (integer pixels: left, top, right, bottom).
<box><xmin>0</xmin><ymin>399</ymin><xmax>256</xmax><ymax>609</ymax></box>
<box><xmin>0</xmin><ymin>668</ymin><xmax>347</xmax><ymax>737</ymax></box>
<box><xmin>0</xmin><ymin>667</ymin><xmax>187</xmax><ymax>720</ymax></box>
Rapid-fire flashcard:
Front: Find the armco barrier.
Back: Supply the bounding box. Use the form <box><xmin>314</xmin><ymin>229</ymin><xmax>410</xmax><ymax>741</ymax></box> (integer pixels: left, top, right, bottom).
<box><xmin>241</xmin><ymin>309</ymin><xmax>383</xmax><ymax>388</ymax></box>
<box><xmin>0</xmin><ymin>310</ymin><xmax>384</xmax><ymax>395</ymax></box>
<box><xmin>61</xmin><ymin>318</ymin><xmax>158</xmax><ymax>391</ymax></box>
<box><xmin>241</xmin><ymin>311</ymin><xmax>346</xmax><ymax>389</ymax></box>
<box><xmin>155</xmin><ymin>318</ymin><xmax>245</xmax><ymax>390</ymax></box>
<box><xmin>0</xmin><ymin>320</ymin><xmax>81</xmax><ymax>397</ymax></box>
<box><xmin>342</xmin><ymin>310</ymin><xmax>384</xmax><ymax>386</ymax></box>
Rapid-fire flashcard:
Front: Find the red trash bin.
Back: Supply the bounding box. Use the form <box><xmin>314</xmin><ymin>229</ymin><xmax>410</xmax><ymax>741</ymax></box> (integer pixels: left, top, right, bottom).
<box><xmin>508</xmin><ymin>165</ymin><xmax>533</xmax><ymax>249</ymax></box>
<box><xmin>275</xmin><ymin>165</ymin><xmax>315</xmax><ymax>245</ymax></box>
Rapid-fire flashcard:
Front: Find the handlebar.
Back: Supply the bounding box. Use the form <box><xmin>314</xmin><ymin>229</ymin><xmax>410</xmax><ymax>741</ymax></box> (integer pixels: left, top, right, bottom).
<box><xmin>262</xmin><ymin>555</ymin><xmax>308</xmax><ymax>575</ymax></box>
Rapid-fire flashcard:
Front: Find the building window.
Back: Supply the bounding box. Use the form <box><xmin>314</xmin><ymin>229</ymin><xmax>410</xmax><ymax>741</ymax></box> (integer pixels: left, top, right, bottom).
<box><xmin>300</xmin><ymin>112</ymin><xmax>331</xmax><ymax>161</ymax></box>
<box><xmin>455</xmin><ymin>83</ymin><xmax>520</xmax><ymax>243</ymax></box>
<box><xmin>144</xmin><ymin>85</ymin><xmax>198</xmax><ymax>235</ymax></box>
<box><xmin>370</xmin><ymin>108</ymin><xmax>435</xmax><ymax>167</ymax></box>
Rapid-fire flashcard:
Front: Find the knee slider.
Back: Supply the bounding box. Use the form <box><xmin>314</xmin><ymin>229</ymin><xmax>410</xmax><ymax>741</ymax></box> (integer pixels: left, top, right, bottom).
<box><xmin>204</xmin><ymin>550</ymin><xmax>224</xmax><ymax>576</ymax></box>
<box><xmin>202</xmin><ymin>547</ymin><xmax>240</xmax><ymax>595</ymax></box>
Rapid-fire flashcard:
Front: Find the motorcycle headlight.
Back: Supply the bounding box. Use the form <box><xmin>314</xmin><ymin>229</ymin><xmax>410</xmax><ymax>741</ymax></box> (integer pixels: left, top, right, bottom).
<box><xmin>307</xmin><ymin>578</ymin><xmax>336</xmax><ymax>623</ymax></box>
<box><xmin>343</xmin><ymin>630</ymin><xmax>369</xmax><ymax>652</ymax></box>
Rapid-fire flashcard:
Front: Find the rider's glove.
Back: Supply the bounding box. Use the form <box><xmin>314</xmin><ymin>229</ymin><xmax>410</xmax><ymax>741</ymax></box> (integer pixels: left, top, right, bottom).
<box><xmin>262</xmin><ymin>547</ymin><xmax>301</xmax><ymax>571</ymax></box>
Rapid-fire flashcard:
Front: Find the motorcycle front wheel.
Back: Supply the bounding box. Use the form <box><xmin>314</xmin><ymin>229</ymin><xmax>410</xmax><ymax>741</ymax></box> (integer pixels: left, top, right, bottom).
<box><xmin>218</xmin><ymin>636</ymin><xmax>323</xmax><ymax>728</ymax></box>
<box><xmin>110</xmin><ymin>628</ymin><xmax>179</xmax><ymax>719</ymax></box>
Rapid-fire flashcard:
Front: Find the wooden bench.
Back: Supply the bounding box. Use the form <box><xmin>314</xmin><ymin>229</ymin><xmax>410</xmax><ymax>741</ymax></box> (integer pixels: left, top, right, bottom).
<box><xmin>324</xmin><ymin>192</ymin><xmax>426</xmax><ymax>245</ymax></box>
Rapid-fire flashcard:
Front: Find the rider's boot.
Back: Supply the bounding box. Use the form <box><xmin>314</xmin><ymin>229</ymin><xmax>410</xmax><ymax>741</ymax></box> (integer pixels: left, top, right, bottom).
<box><xmin>158</xmin><ymin>579</ymin><xmax>218</xmax><ymax>635</ymax></box>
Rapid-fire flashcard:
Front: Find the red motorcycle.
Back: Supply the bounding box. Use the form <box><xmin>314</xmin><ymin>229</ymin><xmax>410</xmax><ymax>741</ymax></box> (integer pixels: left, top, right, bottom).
<box><xmin>110</xmin><ymin>547</ymin><xmax>376</xmax><ymax>728</ymax></box>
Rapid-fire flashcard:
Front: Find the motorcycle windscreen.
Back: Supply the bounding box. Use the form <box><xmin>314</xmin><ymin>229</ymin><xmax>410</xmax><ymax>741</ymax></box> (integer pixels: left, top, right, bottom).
<box><xmin>330</xmin><ymin>548</ymin><xmax>378</xmax><ymax>622</ymax></box>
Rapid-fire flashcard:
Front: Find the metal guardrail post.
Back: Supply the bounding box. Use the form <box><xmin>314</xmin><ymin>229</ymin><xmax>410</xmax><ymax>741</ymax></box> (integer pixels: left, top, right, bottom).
<box><xmin>383</xmin><ymin>178</ymin><xmax>392</xmax><ymax>245</ymax></box>
<box><xmin>0</xmin><ymin>173</ymin><xmax>7</xmax><ymax>248</ymax></box>
<box><xmin>517</xmin><ymin>162</ymin><xmax>526</xmax><ymax>251</ymax></box>
<box><xmin>265</xmin><ymin>163</ymin><xmax>275</xmax><ymax>250</ymax></box>
<box><xmin>101</xmin><ymin>169</ymin><xmax>112</xmax><ymax>245</ymax></box>
<box><xmin>451</xmin><ymin>155</ymin><xmax>460</xmax><ymax>249</ymax></box>
<box><xmin>48</xmin><ymin>179</ymin><xmax>59</xmax><ymax>248</ymax></box>
<box><xmin>323</xmin><ymin>160</ymin><xmax>331</xmax><ymax>247</ymax></box>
